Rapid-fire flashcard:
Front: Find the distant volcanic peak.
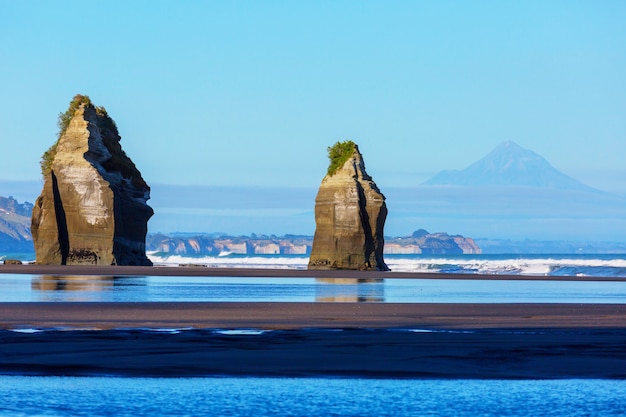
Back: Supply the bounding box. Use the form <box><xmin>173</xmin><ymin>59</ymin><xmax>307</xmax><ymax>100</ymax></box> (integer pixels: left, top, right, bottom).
<box><xmin>481</xmin><ymin>141</ymin><xmax>554</xmax><ymax>175</ymax></box>
<box><xmin>424</xmin><ymin>141</ymin><xmax>595</xmax><ymax>191</ymax></box>
<box><xmin>463</xmin><ymin>142</ymin><xmax>556</xmax><ymax>184</ymax></box>
<box><xmin>484</xmin><ymin>141</ymin><xmax>545</xmax><ymax>166</ymax></box>
<box><xmin>492</xmin><ymin>140</ymin><xmax>531</xmax><ymax>154</ymax></box>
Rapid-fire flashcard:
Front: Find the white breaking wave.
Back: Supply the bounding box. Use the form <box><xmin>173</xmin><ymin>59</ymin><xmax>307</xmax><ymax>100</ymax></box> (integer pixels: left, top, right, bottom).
<box><xmin>387</xmin><ymin>257</ymin><xmax>626</xmax><ymax>275</ymax></box>
<box><xmin>149</xmin><ymin>254</ymin><xmax>310</xmax><ymax>269</ymax></box>
<box><xmin>148</xmin><ymin>254</ymin><xmax>626</xmax><ymax>276</ymax></box>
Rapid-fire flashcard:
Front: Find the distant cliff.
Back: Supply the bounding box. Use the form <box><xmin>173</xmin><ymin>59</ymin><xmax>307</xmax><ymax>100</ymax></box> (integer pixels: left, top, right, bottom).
<box><xmin>31</xmin><ymin>94</ymin><xmax>153</xmax><ymax>265</ymax></box>
<box><xmin>385</xmin><ymin>230</ymin><xmax>482</xmax><ymax>255</ymax></box>
<box><xmin>0</xmin><ymin>196</ymin><xmax>34</xmax><ymax>253</ymax></box>
<box><xmin>147</xmin><ymin>234</ymin><xmax>311</xmax><ymax>255</ymax></box>
<box><xmin>146</xmin><ymin>231</ymin><xmax>481</xmax><ymax>256</ymax></box>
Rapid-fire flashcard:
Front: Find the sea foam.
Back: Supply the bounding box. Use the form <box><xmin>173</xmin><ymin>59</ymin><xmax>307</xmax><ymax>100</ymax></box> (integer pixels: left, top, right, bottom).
<box><xmin>148</xmin><ymin>253</ymin><xmax>626</xmax><ymax>277</ymax></box>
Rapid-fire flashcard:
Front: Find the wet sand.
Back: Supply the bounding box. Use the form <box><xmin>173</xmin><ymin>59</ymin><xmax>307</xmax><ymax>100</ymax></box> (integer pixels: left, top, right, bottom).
<box><xmin>2</xmin><ymin>302</ymin><xmax>626</xmax><ymax>330</ymax></box>
<box><xmin>2</xmin><ymin>302</ymin><xmax>626</xmax><ymax>378</ymax></box>
<box><xmin>1</xmin><ymin>265</ymin><xmax>626</xmax><ymax>378</ymax></box>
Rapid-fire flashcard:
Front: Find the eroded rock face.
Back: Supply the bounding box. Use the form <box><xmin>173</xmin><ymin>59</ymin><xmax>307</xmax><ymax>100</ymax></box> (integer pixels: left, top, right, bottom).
<box><xmin>31</xmin><ymin>101</ymin><xmax>153</xmax><ymax>265</ymax></box>
<box><xmin>308</xmin><ymin>144</ymin><xmax>389</xmax><ymax>270</ymax></box>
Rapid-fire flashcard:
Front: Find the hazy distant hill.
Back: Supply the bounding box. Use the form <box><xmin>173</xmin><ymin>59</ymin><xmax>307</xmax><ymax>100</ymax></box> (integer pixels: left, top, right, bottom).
<box><xmin>383</xmin><ymin>141</ymin><xmax>626</xmax><ymax>241</ymax></box>
<box><xmin>424</xmin><ymin>141</ymin><xmax>598</xmax><ymax>192</ymax></box>
<box><xmin>146</xmin><ymin>230</ymin><xmax>482</xmax><ymax>256</ymax></box>
<box><xmin>0</xmin><ymin>196</ymin><xmax>34</xmax><ymax>253</ymax></box>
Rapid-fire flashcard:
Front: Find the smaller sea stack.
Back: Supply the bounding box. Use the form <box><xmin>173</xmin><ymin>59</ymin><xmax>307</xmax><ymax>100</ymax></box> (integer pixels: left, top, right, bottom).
<box><xmin>308</xmin><ymin>141</ymin><xmax>389</xmax><ymax>271</ymax></box>
<box><xmin>31</xmin><ymin>94</ymin><xmax>153</xmax><ymax>265</ymax></box>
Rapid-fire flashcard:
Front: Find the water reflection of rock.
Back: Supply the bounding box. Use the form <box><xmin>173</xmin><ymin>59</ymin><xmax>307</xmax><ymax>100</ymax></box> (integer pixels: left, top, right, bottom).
<box><xmin>32</xmin><ymin>275</ymin><xmax>136</xmax><ymax>302</ymax></box>
<box><xmin>315</xmin><ymin>278</ymin><xmax>385</xmax><ymax>302</ymax></box>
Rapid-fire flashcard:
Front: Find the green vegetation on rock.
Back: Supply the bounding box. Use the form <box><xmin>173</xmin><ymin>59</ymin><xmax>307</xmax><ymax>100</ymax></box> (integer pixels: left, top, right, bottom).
<box><xmin>326</xmin><ymin>140</ymin><xmax>356</xmax><ymax>176</ymax></box>
<box><xmin>40</xmin><ymin>144</ymin><xmax>58</xmax><ymax>177</ymax></box>
<box><xmin>57</xmin><ymin>94</ymin><xmax>92</xmax><ymax>140</ymax></box>
<box><xmin>40</xmin><ymin>94</ymin><xmax>92</xmax><ymax>176</ymax></box>
<box><xmin>40</xmin><ymin>94</ymin><xmax>120</xmax><ymax>177</ymax></box>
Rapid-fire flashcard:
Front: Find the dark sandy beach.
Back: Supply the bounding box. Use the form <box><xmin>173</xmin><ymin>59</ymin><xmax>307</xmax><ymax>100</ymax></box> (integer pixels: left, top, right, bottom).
<box><xmin>2</xmin><ymin>302</ymin><xmax>626</xmax><ymax>330</ymax></box>
<box><xmin>1</xmin><ymin>265</ymin><xmax>626</xmax><ymax>378</ymax></box>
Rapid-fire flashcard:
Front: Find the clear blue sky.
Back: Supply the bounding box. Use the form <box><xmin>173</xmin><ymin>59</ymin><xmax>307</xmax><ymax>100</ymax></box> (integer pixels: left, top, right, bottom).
<box><xmin>1</xmin><ymin>1</ymin><xmax>625</xmax><ymax>194</ymax></box>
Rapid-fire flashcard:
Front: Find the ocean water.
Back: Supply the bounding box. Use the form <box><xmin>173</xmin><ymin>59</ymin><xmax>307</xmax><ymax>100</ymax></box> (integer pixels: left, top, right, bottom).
<box><xmin>1</xmin><ymin>254</ymin><xmax>626</xmax><ymax>303</ymax></box>
<box><xmin>4</xmin><ymin>252</ymin><xmax>626</xmax><ymax>277</ymax></box>
<box><xmin>1</xmin><ymin>376</ymin><xmax>625</xmax><ymax>417</ymax></box>
<box><xmin>2</xmin><ymin>254</ymin><xmax>626</xmax><ymax>416</ymax></box>
<box><xmin>2</xmin><ymin>274</ymin><xmax>626</xmax><ymax>303</ymax></box>
<box><xmin>148</xmin><ymin>253</ymin><xmax>626</xmax><ymax>277</ymax></box>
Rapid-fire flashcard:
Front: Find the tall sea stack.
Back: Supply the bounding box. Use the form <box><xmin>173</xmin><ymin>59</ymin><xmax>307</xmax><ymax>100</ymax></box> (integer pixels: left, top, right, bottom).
<box><xmin>308</xmin><ymin>141</ymin><xmax>389</xmax><ymax>271</ymax></box>
<box><xmin>31</xmin><ymin>94</ymin><xmax>153</xmax><ymax>265</ymax></box>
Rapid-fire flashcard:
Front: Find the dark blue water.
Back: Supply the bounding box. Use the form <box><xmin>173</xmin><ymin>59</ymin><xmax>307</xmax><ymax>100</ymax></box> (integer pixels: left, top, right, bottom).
<box><xmin>1</xmin><ymin>376</ymin><xmax>625</xmax><ymax>416</ymax></box>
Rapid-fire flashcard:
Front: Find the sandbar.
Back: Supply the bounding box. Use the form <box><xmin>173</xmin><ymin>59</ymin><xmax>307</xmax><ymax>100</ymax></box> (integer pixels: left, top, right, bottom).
<box><xmin>1</xmin><ymin>265</ymin><xmax>626</xmax><ymax>378</ymax></box>
<box><xmin>1</xmin><ymin>302</ymin><xmax>626</xmax><ymax>330</ymax></box>
<box><xmin>1</xmin><ymin>302</ymin><xmax>626</xmax><ymax>378</ymax></box>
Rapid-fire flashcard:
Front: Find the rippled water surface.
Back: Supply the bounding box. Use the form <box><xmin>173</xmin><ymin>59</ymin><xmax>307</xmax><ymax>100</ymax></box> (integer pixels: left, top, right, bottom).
<box><xmin>1</xmin><ymin>376</ymin><xmax>625</xmax><ymax>417</ymax></box>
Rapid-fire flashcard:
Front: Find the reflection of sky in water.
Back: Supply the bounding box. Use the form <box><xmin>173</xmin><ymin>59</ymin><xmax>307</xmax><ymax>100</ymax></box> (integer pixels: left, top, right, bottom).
<box><xmin>0</xmin><ymin>274</ymin><xmax>625</xmax><ymax>303</ymax></box>
<box><xmin>315</xmin><ymin>279</ymin><xmax>384</xmax><ymax>302</ymax></box>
